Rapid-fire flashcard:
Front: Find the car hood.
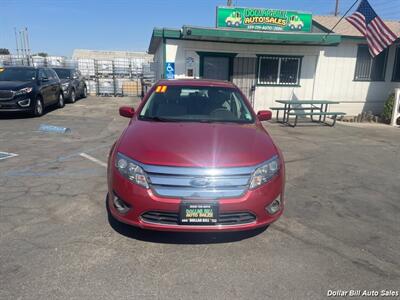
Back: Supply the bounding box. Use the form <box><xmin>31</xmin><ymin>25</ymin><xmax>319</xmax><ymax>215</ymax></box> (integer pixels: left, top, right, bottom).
<box><xmin>117</xmin><ymin>120</ymin><xmax>278</xmax><ymax>167</ymax></box>
<box><xmin>0</xmin><ymin>81</ymin><xmax>32</xmax><ymax>90</ymax></box>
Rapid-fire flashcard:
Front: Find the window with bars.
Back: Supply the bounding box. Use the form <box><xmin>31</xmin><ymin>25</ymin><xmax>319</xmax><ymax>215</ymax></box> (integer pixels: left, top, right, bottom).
<box><xmin>392</xmin><ymin>46</ymin><xmax>400</xmax><ymax>82</ymax></box>
<box><xmin>354</xmin><ymin>45</ymin><xmax>388</xmax><ymax>81</ymax></box>
<box><xmin>257</xmin><ymin>56</ymin><xmax>301</xmax><ymax>85</ymax></box>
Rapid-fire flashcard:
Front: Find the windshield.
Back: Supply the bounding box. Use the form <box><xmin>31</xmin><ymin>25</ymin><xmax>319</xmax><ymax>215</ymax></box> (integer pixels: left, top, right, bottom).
<box><xmin>0</xmin><ymin>68</ymin><xmax>36</xmax><ymax>81</ymax></box>
<box><xmin>139</xmin><ymin>86</ymin><xmax>254</xmax><ymax>123</ymax></box>
<box><xmin>54</xmin><ymin>69</ymin><xmax>71</xmax><ymax>79</ymax></box>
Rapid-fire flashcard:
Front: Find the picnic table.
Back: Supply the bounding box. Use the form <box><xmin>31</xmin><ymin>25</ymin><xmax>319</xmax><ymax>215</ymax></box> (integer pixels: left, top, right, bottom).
<box><xmin>271</xmin><ymin>100</ymin><xmax>345</xmax><ymax>127</ymax></box>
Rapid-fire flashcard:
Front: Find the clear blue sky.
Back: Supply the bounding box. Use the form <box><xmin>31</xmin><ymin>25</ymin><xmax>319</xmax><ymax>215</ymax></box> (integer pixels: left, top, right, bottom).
<box><xmin>0</xmin><ymin>0</ymin><xmax>398</xmax><ymax>56</ymax></box>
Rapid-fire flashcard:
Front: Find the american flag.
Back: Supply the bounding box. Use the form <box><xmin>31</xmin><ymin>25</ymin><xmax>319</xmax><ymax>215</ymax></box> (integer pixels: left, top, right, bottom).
<box><xmin>346</xmin><ymin>0</ymin><xmax>398</xmax><ymax>57</ymax></box>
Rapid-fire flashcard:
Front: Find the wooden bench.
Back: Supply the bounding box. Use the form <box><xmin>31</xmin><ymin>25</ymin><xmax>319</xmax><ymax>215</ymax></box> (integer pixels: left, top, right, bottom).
<box><xmin>287</xmin><ymin>111</ymin><xmax>346</xmax><ymax>127</ymax></box>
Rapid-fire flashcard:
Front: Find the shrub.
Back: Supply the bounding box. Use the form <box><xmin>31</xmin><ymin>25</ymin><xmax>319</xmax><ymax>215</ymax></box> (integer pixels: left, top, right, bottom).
<box><xmin>382</xmin><ymin>93</ymin><xmax>395</xmax><ymax>124</ymax></box>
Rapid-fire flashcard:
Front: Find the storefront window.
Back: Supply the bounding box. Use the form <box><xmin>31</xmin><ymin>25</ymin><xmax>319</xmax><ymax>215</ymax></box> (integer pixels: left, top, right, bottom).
<box><xmin>392</xmin><ymin>46</ymin><xmax>400</xmax><ymax>82</ymax></box>
<box><xmin>257</xmin><ymin>56</ymin><xmax>301</xmax><ymax>85</ymax></box>
<box><xmin>354</xmin><ymin>45</ymin><xmax>387</xmax><ymax>81</ymax></box>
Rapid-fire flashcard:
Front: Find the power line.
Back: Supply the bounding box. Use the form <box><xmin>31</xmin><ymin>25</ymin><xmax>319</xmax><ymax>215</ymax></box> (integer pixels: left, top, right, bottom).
<box><xmin>323</xmin><ymin>0</ymin><xmax>359</xmax><ymax>39</ymax></box>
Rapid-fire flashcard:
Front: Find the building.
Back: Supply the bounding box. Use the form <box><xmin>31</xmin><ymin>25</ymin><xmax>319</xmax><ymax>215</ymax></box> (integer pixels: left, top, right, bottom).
<box><xmin>148</xmin><ymin>7</ymin><xmax>400</xmax><ymax>116</ymax></box>
<box><xmin>72</xmin><ymin>49</ymin><xmax>152</xmax><ymax>61</ymax></box>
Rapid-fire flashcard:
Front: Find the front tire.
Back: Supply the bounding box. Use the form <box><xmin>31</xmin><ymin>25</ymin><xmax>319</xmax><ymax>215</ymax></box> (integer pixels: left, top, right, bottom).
<box><xmin>70</xmin><ymin>89</ymin><xmax>76</xmax><ymax>103</ymax></box>
<box><xmin>81</xmin><ymin>86</ymin><xmax>87</xmax><ymax>98</ymax></box>
<box><xmin>33</xmin><ymin>97</ymin><xmax>44</xmax><ymax>117</ymax></box>
<box><xmin>57</xmin><ymin>92</ymin><xmax>65</xmax><ymax>108</ymax></box>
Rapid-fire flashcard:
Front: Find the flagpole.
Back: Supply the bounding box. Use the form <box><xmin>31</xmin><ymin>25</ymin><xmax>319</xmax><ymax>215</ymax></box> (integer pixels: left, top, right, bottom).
<box><xmin>322</xmin><ymin>0</ymin><xmax>360</xmax><ymax>40</ymax></box>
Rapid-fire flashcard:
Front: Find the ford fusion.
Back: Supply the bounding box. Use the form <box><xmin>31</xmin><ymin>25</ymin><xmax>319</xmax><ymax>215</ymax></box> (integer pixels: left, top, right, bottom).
<box><xmin>107</xmin><ymin>79</ymin><xmax>285</xmax><ymax>232</ymax></box>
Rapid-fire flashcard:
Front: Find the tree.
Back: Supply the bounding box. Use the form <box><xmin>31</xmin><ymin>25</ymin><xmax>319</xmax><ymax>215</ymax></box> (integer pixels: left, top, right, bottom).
<box><xmin>0</xmin><ymin>48</ymin><xmax>10</xmax><ymax>55</ymax></box>
<box><xmin>36</xmin><ymin>52</ymin><xmax>48</xmax><ymax>57</ymax></box>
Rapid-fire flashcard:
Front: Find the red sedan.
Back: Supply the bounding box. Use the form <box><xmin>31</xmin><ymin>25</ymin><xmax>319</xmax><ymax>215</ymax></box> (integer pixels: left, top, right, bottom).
<box><xmin>107</xmin><ymin>79</ymin><xmax>285</xmax><ymax>232</ymax></box>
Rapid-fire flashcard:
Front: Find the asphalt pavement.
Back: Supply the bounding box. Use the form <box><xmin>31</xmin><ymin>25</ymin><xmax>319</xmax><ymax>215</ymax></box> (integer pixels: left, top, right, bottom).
<box><xmin>1</xmin><ymin>96</ymin><xmax>399</xmax><ymax>299</ymax></box>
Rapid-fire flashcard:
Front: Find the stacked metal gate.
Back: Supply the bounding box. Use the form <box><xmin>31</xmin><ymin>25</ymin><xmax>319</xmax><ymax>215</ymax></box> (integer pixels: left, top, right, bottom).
<box><xmin>78</xmin><ymin>58</ymin><xmax>153</xmax><ymax>97</ymax></box>
<box><xmin>1</xmin><ymin>54</ymin><xmax>154</xmax><ymax>97</ymax></box>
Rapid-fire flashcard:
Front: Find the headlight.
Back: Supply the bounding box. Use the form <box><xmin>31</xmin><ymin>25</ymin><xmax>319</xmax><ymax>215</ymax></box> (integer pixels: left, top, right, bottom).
<box><xmin>15</xmin><ymin>87</ymin><xmax>33</xmax><ymax>95</ymax></box>
<box><xmin>62</xmin><ymin>83</ymin><xmax>69</xmax><ymax>90</ymax></box>
<box><xmin>115</xmin><ymin>153</ymin><xmax>149</xmax><ymax>188</ymax></box>
<box><xmin>249</xmin><ymin>155</ymin><xmax>280</xmax><ymax>189</ymax></box>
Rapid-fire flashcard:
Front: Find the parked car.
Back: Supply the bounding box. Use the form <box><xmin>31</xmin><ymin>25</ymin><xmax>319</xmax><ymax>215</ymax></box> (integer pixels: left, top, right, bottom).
<box><xmin>107</xmin><ymin>79</ymin><xmax>285</xmax><ymax>232</ymax></box>
<box><xmin>0</xmin><ymin>66</ymin><xmax>64</xmax><ymax>116</ymax></box>
<box><xmin>53</xmin><ymin>68</ymin><xmax>87</xmax><ymax>103</ymax></box>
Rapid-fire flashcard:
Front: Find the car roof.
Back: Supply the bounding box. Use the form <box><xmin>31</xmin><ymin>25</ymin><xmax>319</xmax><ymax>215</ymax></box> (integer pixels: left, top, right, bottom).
<box><xmin>53</xmin><ymin>67</ymin><xmax>74</xmax><ymax>70</ymax></box>
<box><xmin>156</xmin><ymin>79</ymin><xmax>236</xmax><ymax>88</ymax></box>
<box><xmin>3</xmin><ymin>66</ymin><xmax>36</xmax><ymax>70</ymax></box>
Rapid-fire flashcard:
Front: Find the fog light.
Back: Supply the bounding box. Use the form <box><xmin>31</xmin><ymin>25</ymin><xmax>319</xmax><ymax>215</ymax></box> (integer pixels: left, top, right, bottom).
<box><xmin>266</xmin><ymin>197</ymin><xmax>281</xmax><ymax>215</ymax></box>
<box><xmin>112</xmin><ymin>193</ymin><xmax>131</xmax><ymax>214</ymax></box>
<box><xmin>18</xmin><ymin>99</ymin><xmax>30</xmax><ymax>107</ymax></box>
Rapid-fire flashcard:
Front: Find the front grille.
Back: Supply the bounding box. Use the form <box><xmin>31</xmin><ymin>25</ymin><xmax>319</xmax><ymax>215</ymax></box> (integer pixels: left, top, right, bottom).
<box><xmin>0</xmin><ymin>102</ymin><xmax>18</xmax><ymax>109</ymax></box>
<box><xmin>218</xmin><ymin>212</ymin><xmax>257</xmax><ymax>225</ymax></box>
<box><xmin>141</xmin><ymin>211</ymin><xmax>256</xmax><ymax>225</ymax></box>
<box><xmin>0</xmin><ymin>90</ymin><xmax>15</xmax><ymax>101</ymax></box>
<box><xmin>141</xmin><ymin>211</ymin><xmax>179</xmax><ymax>225</ymax></box>
<box><xmin>140</xmin><ymin>163</ymin><xmax>257</xmax><ymax>199</ymax></box>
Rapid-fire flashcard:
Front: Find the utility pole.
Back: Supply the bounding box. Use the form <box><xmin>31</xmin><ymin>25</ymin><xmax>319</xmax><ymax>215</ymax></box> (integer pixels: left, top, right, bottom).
<box><xmin>24</xmin><ymin>27</ymin><xmax>31</xmax><ymax>66</ymax></box>
<box><xmin>14</xmin><ymin>28</ymin><xmax>20</xmax><ymax>59</ymax></box>
<box><xmin>227</xmin><ymin>0</ymin><xmax>233</xmax><ymax>7</ymax></box>
<box><xmin>335</xmin><ymin>0</ymin><xmax>340</xmax><ymax>16</ymax></box>
<box><xmin>19</xmin><ymin>30</ymin><xmax>27</xmax><ymax>65</ymax></box>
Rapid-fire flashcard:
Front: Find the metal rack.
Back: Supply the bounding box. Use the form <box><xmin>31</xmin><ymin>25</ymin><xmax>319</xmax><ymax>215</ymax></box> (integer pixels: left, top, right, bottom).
<box><xmin>1</xmin><ymin>54</ymin><xmax>155</xmax><ymax>97</ymax></box>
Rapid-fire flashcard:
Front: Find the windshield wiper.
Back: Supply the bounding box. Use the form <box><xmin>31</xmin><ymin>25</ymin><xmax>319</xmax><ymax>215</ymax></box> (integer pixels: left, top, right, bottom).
<box><xmin>140</xmin><ymin>116</ymin><xmax>181</xmax><ymax>122</ymax></box>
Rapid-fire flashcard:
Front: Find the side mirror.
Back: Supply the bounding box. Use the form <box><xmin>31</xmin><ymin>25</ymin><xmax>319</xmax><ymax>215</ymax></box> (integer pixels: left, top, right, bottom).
<box><xmin>257</xmin><ymin>110</ymin><xmax>272</xmax><ymax>121</ymax></box>
<box><xmin>119</xmin><ymin>106</ymin><xmax>135</xmax><ymax>118</ymax></box>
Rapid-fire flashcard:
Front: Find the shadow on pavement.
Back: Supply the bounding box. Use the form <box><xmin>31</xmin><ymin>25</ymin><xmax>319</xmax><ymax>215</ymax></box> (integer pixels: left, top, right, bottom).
<box><xmin>106</xmin><ymin>196</ymin><xmax>268</xmax><ymax>244</ymax></box>
<box><xmin>0</xmin><ymin>105</ymin><xmax>59</xmax><ymax>119</ymax></box>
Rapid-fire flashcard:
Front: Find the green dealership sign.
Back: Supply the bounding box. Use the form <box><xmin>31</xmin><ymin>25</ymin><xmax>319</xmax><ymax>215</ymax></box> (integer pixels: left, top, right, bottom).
<box><xmin>216</xmin><ymin>6</ymin><xmax>312</xmax><ymax>32</ymax></box>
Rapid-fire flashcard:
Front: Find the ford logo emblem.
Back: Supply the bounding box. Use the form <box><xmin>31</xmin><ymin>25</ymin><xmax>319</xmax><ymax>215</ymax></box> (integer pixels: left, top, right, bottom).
<box><xmin>190</xmin><ymin>178</ymin><xmax>210</xmax><ymax>187</ymax></box>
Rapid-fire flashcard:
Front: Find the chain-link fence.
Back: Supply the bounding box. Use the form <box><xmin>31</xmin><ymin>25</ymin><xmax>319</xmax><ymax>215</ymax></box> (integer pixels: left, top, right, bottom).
<box><xmin>0</xmin><ymin>54</ymin><xmax>155</xmax><ymax>97</ymax></box>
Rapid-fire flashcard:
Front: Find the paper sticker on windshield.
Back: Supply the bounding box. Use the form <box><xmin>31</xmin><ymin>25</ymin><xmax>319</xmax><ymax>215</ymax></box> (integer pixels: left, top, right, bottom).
<box><xmin>155</xmin><ymin>85</ymin><xmax>167</xmax><ymax>93</ymax></box>
<box><xmin>0</xmin><ymin>68</ymin><xmax>5</xmax><ymax>72</ymax></box>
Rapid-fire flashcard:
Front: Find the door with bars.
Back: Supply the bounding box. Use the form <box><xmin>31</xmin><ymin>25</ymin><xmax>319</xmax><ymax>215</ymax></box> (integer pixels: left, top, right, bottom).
<box><xmin>232</xmin><ymin>57</ymin><xmax>257</xmax><ymax>107</ymax></box>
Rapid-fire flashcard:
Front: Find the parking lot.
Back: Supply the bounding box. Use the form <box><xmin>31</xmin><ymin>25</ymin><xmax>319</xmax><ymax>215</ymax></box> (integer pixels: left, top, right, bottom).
<box><xmin>1</xmin><ymin>96</ymin><xmax>399</xmax><ymax>299</ymax></box>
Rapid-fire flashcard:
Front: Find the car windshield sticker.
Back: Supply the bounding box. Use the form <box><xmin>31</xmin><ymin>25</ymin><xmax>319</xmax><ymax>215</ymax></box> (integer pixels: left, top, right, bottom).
<box><xmin>155</xmin><ymin>85</ymin><xmax>167</xmax><ymax>93</ymax></box>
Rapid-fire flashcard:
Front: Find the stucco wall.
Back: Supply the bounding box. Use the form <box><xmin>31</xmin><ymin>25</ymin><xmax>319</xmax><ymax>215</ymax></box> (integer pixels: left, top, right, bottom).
<box><xmin>163</xmin><ymin>38</ymin><xmax>400</xmax><ymax>115</ymax></box>
<box><xmin>314</xmin><ymin>40</ymin><xmax>399</xmax><ymax>115</ymax></box>
<box><xmin>153</xmin><ymin>42</ymin><xmax>163</xmax><ymax>81</ymax></box>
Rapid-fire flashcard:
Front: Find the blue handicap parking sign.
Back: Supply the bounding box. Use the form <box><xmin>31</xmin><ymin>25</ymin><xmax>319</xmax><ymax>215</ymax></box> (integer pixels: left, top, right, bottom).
<box><xmin>165</xmin><ymin>62</ymin><xmax>175</xmax><ymax>79</ymax></box>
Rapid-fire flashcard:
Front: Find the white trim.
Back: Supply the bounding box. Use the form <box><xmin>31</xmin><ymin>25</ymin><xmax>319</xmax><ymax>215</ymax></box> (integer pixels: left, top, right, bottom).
<box><xmin>0</xmin><ymin>151</ymin><xmax>18</xmax><ymax>161</ymax></box>
<box><xmin>79</xmin><ymin>153</ymin><xmax>107</xmax><ymax>168</ymax></box>
<box><xmin>391</xmin><ymin>89</ymin><xmax>400</xmax><ymax>127</ymax></box>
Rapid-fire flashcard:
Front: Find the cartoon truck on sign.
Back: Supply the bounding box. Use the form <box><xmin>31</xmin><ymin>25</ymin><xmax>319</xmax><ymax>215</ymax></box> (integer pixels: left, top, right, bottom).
<box><xmin>288</xmin><ymin>15</ymin><xmax>304</xmax><ymax>30</ymax></box>
<box><xmin>225</xmin><ymin>11</ymin><xmax>242</xmax><ymax>27</ymax></box>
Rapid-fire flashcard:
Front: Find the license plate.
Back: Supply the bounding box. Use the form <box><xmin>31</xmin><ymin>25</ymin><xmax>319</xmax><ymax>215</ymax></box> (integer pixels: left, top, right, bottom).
<box><xmin>179</xmin><ymin>202</ymin><xmax>218</xmax><ymax>225</ymax></box>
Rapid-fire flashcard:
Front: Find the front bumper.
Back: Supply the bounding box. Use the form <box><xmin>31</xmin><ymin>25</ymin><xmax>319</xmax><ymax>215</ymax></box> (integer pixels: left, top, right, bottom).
<box><xmin>108</xmin><ymin>168</ymin><xmax>285</xmax><ymax>232</ymax></box>
<box><xmin>0</xmin><ymin>96</ymin><xmax>34</xmax><ymax>113</ymax></box>
<box><xmin>62</xmin><ymin>88</ymin><xmax>71</xmax><ymax>99</ymax></box>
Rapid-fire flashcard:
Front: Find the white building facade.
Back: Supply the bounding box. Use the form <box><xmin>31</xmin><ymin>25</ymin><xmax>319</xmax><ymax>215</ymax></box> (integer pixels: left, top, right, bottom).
<box><xmin>149</xmin><ymin>17</ymin><xmax>400</xmax><ymax>116</ymax></box>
